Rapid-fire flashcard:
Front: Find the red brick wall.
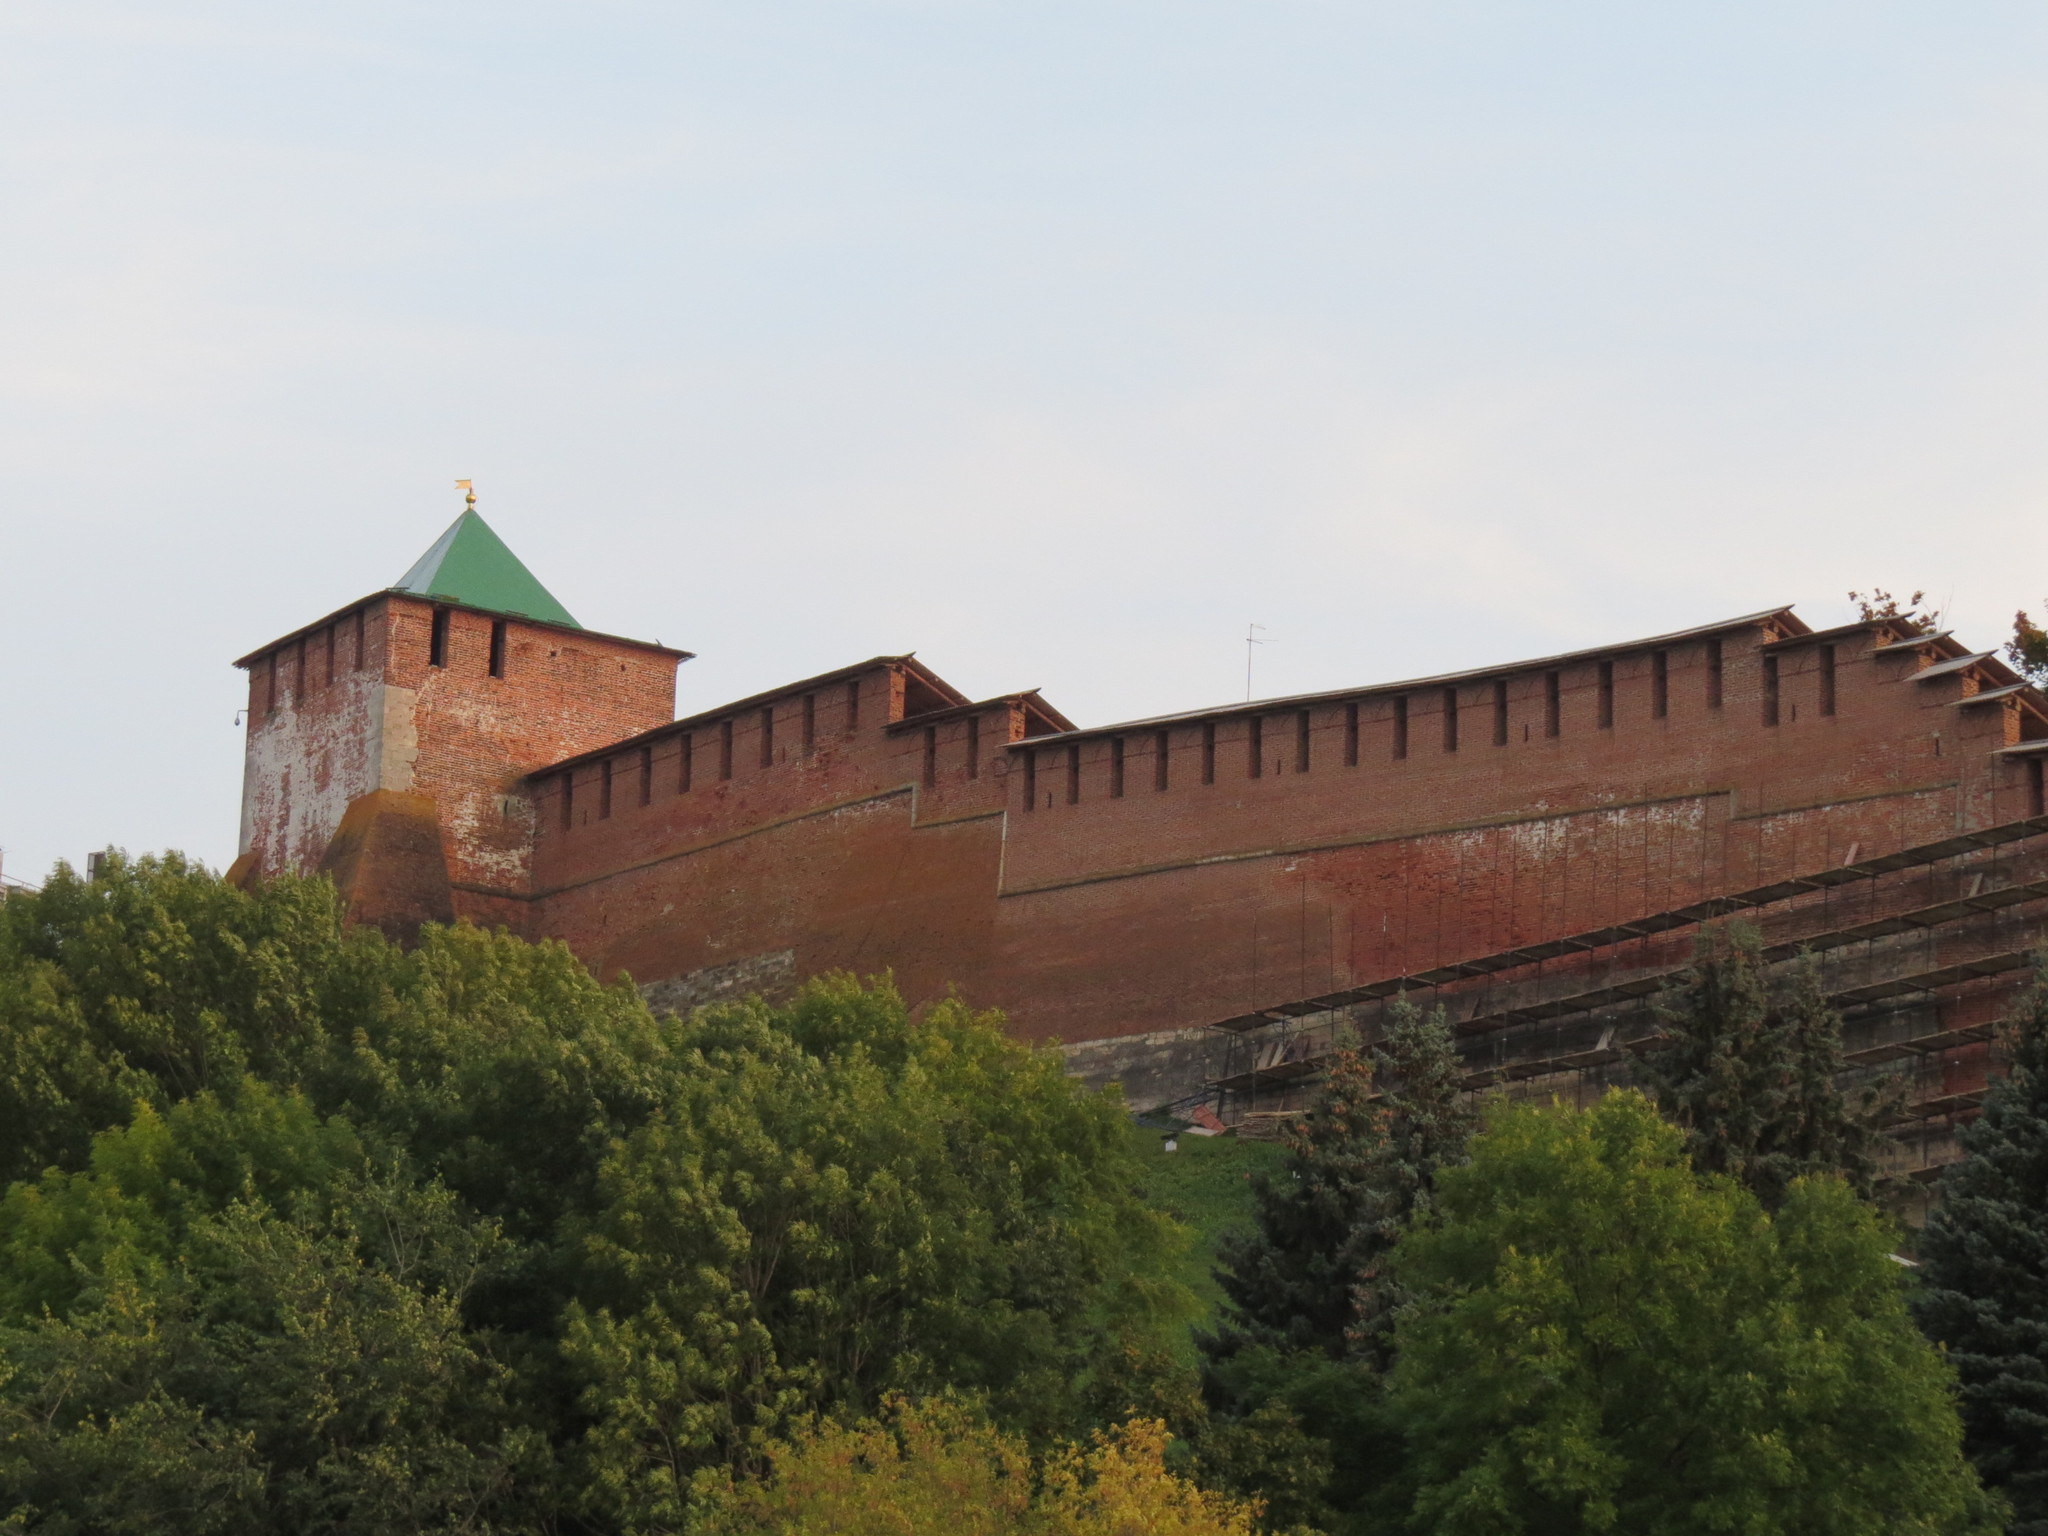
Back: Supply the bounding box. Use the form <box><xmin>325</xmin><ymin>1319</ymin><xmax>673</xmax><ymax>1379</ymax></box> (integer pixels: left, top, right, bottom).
<box><xmin>527</xmin><ymin>664</ymin><xmax>1020</xmax><ymax>1000</ymax></box>
<box><xmin>243</xmin><ymin>604</ymin><xmax>2042</xmax><ymax>1050</ymax></box>
<box><xmin>519</xmin><ymin>619</ymin><xmax>2038</xmax><ymax>1045</ymax></box>
<box><xmin>988</xmin><ymin>624</ymin><xmax>2031</xmax><ymax>1039</ymax></box>
<box><xmin>238</xmin><ymin>596</ymin><xmax>679</xmax><ymax>924</ymax></box>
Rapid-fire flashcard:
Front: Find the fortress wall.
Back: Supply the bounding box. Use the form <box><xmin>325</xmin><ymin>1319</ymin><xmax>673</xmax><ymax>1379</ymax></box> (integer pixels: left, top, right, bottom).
<box><xmin>237</xmin><ymin>594</ymin><xmax>679</xmax><ymax>927</ymax></box>
<box><xmin>236</xmin><ymin>582</ymin><xmax>2046</xmax><ymax>1077</ymax></box>
<box><xmin>974</xmin><ymin>623</ymin><xmax>2040</xmax><ymax>1042</ymax></box>
<box><xmin>521</xmin><ymin>619</ymin><xmax>2040</xmax><ymax>1050</ymax></box>
<box><xmin>381</xmin><ymin>598</ymin><xmax>677</xmax><ymax>909</ymax></box>
<box><xmin>238</xmin><ymin>600</ymin><xmax>392</xmax><ymax>878</ymax></box>
<box><xmin>526</xmin><ymin>662</ymin><xmax>1024</xmax><ymax>1003</ymax></box>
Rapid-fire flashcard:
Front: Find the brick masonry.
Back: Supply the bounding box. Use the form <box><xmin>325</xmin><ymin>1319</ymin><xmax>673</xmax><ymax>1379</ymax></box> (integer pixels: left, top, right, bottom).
<box><xmin>235</xmin><ymin>586</ymin><xmax>2048</xmax><ymax>1150</ymax></box>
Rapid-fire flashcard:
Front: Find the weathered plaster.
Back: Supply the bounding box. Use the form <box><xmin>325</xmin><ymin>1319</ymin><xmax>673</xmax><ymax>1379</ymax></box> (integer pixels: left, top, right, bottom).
<box><xmin>371</xmin><ymin>684</ymin><xmax>419</xmax><ymax>793</ymax></box>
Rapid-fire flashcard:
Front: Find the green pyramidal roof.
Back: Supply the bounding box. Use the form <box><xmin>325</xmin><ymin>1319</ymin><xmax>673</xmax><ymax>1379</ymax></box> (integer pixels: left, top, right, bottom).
<box><xmin>391</xmin><ymin>510</ymin><xmax>580</xmax><ymax>628</ymax></box>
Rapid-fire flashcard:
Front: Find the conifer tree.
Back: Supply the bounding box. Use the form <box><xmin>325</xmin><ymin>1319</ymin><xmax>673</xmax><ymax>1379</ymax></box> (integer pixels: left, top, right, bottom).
<box><xmin>1346</xmin><ymin>992</ymin><xmax>1478</xmax><ymax>1366</ymax></box>
<box><xmin>1639</xmin><ymin>924</ymin><xmax>1889</xmax><ymax>1208</ymax></box>
<box><xmin>1196</xmin><ymin>997</ymin><xmax>1474</xmax><ymax>1528</ymax></box>
<box><xmin>1777</xmin><ymin>951</ymin><xmax>1894</xmax><ymax>1199</ymax></box>
<box><xmin>1913</xmin><ymin>959</ymin><xmax>2048</xmax><ymax>1534</ymax></box>
<box><xmin>1204</xmin><ymin>995</ymin><xmax>1475</xmax><ymax>1364</ymax></box>
<box><xmin>1207</xmin><ymin>1028</ymin><xmax>1385</xmax><ymax>1362</ymax></box>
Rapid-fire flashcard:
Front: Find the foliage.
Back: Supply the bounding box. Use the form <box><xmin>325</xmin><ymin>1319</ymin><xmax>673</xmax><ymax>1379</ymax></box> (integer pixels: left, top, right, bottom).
<box><xmin>1849</xmin><ymin>586</ymin><xmax>1940</xmax><ymax>631</ymax></box>
<box><xmin>0</xmin><ymin>853</ymin><xmax>357</xmax><ymax>1187</ymax></box>
<box><xmin>0</xmin><ymin>853</ymin><xmax>673</xmax><ymax>1242</ymax></box>
<box><xmin>696</xmin><ymin>1395</ymin><xmax>1264</xmax><ymax>1536</ymax></box>
<box><xmin>1196</xmin><ymin>998</ymin><xmax>1472</xmax><ymax>1532</ymax></box>
<box><xmin>0</xmin><ymin>1163</ymin><xmax>530</xmax><ymax>1534</ymax></box>
<box><xmin>1342</xmin><ymin>997</ymin><xmax>1475</xmax><ymax>1365</ymax></box>
<box><xmin>1913</xmin><ymin>957</ymin><xmax>2048</xmax><ymax>1534</ymax></box>
<box><xmin>1207</xmin><ymin>998</ymin><xmax>1473</xmax><ymax>1367</ymax></box>
<box><xmin>1639</xmin><ymin>925</ymin><xmax>1891</xmax><ymax>1207</ymax></box>
<box><xmin>0</xmin><ymin>858</ymin><xmax>1187</xmax><ymax>1533</ymax></box>
<box><xmin>1387</xmin><ymin>1090</ymin><xmax>1999</xmax><ymax>1536</ymax></box>
<box><xmin>562</xmin><ymin>976</ymin><xmax>1193</xmax><ymax>1530</ymax></box>
<box><xmin>2010</xmin><ymin>608</ymin><xmax>2048</xmax><ymax>686</ymax></box>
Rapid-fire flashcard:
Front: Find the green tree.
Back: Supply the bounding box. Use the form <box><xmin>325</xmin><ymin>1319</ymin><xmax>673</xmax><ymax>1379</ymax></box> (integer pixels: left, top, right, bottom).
<box><xmin>2007</xmin><ymin>607</ymin><xmax>2048</xmax><ymax>685</ymax></box>
<box><xmin>1639</xmin><ymin>925</ymin><xmax>1890</xmax><ymax>1207</ymax></box>
<box><xmin>1913</xmin><ymin>959</ymin><xmax>2048</xmax><ymax>1533</ymax></box>
<box><xmin>561</xmin><ymin>975</ymin><xmax>1192</xmax><ymax>1533</ymax></box>
<box><xmin>1387</xmin><ymin>1090</ymin><xmax>1998</xmax><ymax>1536</ymax></box>
<box><xmin>1196</xmin><ymin>998</ymin><xmax>1473</xmax><ymax>1530</ymax></box>
<box><xmin>0</xmin><ymin>1125</ymin><xmax>531</xmax><ymax>1534</ymax></box>
<box><xmin>1207</xmin><ymin>998</ymin><xmax>1473</xmax><ymax>1366</ymax></box>
<box><xmin>0</xmin><ymin>853</ymin><xmax>356</xmax><ymax>1186</ymax></box>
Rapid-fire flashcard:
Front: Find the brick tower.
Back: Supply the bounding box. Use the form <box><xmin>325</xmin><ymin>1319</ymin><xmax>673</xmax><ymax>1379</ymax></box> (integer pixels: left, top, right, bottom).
<box><xmin>230</xmin><ymin>496</ymin><xmax>686</xmax><ymax>938</ymax></box>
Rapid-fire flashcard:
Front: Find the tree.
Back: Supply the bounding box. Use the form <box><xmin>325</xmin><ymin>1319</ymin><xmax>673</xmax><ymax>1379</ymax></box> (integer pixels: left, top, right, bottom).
<box><xmin>0</xmin><ymin>1114</ymin><xmax>531</xmax><ymax>1535</ymax></box>
<box><xmin>0</xmin><ymin>853</ymin><xmax>357</xmax><ymax>1187</ymax></box>
<box><xmin>1776</xmin><ymin>951</ymin><xmax>1895</xmax><ymax>1195</ymax></box>
<box><xmin>1208</xmin><ymin>997</ymin><xmax>1473</xmax><ymax>1367</ymax></box>
<box><xmin>0</xmin><ymin>858</ymin><xmax>1189</xmax><ymax>1531</ymax></box>
<box><xmin>1850</xmin><ymin>587</ymin><xmax>1940</xmax><ymax>631</ymax></box>
<box><xmin>1387</xmin><ymin>1090</ymin><xmax>1999</xmax><ymax>1536</ymax></box>
<box><xmin>1913</xmin><ymin>958</ymin><xmax>2048</xmax><ymax>1533</ymax></box>
<box><xmin>696</xmin><ymin>1396</ymin><xmax>1265</xmax><ymax>1536</ymax></box>
<box><xmin>1196</xmin><ymin>998</ymin><xmax>1473</xmax><ymax>1530</ymax></box>
<box><xmin>1638</xmin><ymin>924</ymin><xmax>1890</xmax><ymax>1207</ymax></box>
<box><xmin>1345</xmin><ymin>996</ymin><xmax>1476</xmax><ymax>1365</ymax></box>
<box><xmin>561</xmin><ymin>975</ymin><xmax>1193</xmax><ymax>1533</ymax></box>
<box><xmin>2008</xmin><ymin>608</ymin><xmax>2048</xmax><ymax>687</ymax></box>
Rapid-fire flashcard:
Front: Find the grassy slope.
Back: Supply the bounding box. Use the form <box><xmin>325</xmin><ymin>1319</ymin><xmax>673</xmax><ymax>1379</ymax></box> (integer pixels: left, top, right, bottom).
<box><xmin>1125</xmin><ymin>1123</ymin><xmax>1285</xmax><ymax>1354</ymax></box>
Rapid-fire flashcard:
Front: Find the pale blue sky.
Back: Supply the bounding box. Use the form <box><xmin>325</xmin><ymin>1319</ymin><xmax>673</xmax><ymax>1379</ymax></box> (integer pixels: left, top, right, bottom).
<box><xmin>6</xmin><ymin>1</ymin><xmax>2048</xmax><ymax>882</ymax></box>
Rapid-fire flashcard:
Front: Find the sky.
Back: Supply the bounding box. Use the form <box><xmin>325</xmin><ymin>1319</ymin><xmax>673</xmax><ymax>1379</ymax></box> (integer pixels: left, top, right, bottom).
<box><xmin>5</xmin><ymin>1</ymin><xmax>2048</xmax><ymax>884</ymax></box>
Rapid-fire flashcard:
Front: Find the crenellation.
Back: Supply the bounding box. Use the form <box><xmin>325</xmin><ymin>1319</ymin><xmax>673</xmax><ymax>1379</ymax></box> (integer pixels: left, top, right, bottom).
<box><xmin>232</xmin><ymin>519</ymin><xmax>2048</xmax><ymax>1173</ymax></box>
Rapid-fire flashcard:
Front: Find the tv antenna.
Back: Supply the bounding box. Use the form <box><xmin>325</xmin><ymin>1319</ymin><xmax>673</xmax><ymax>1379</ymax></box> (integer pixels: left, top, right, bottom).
<box><xmin>1246</xmin><ymin>622</ymin><xmax>1273</xmax><ymax>701</ymax></box>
